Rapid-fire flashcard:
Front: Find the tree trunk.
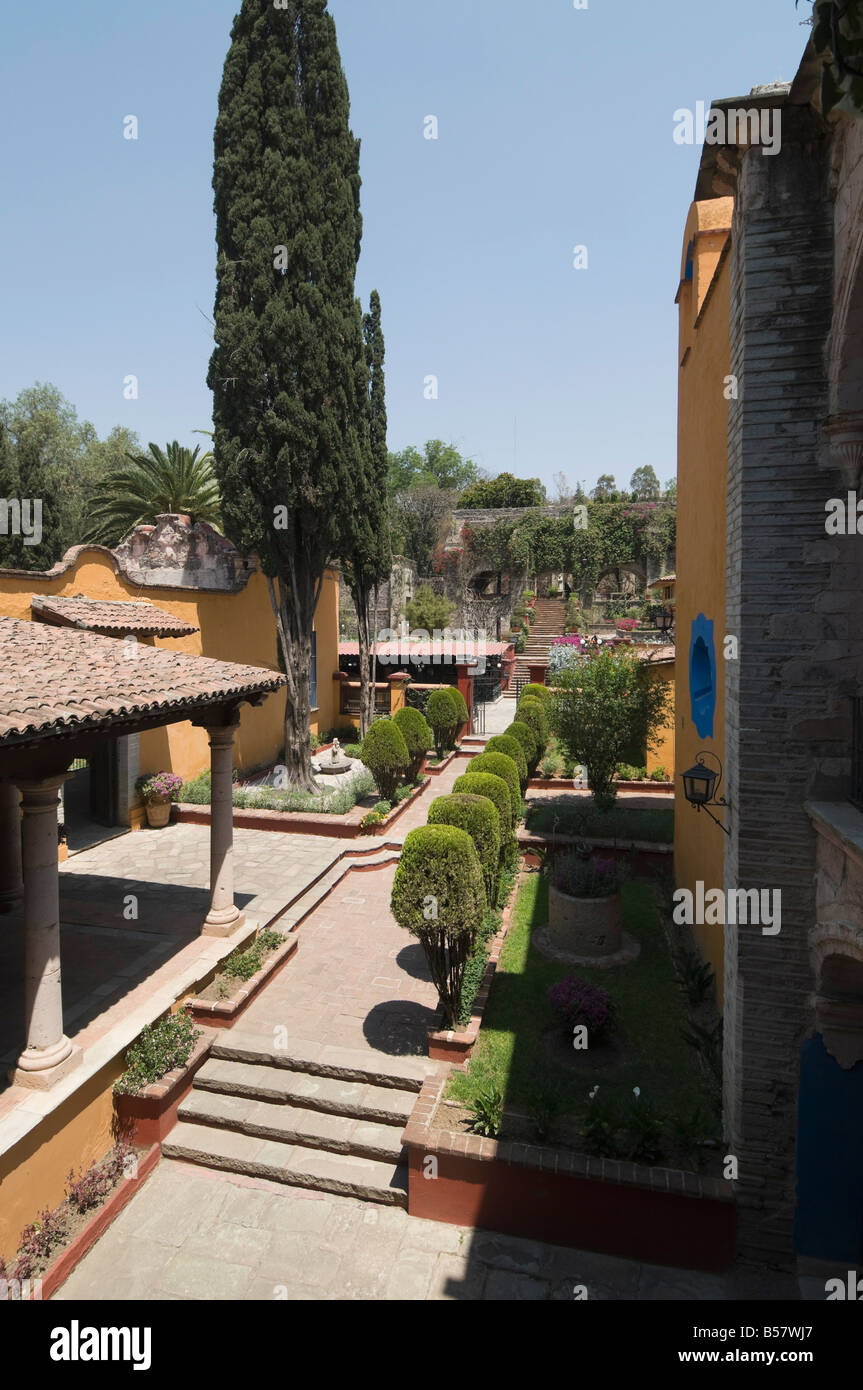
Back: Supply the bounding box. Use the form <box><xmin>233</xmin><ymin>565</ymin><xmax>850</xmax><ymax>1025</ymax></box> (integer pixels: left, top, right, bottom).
<box><xmin>267</xmin><ymin>573</ymin><xmax>318</xmax><ymax>792</ymax></box>
<box><xmin>351</xmin><ymin>578</ymin><xmax>373</xmax><ymax>739</ymax></box>
<box><xmin>371</xmin><ymin>583</ymin><xmax>380</xmax><ymax>725</ymax></box>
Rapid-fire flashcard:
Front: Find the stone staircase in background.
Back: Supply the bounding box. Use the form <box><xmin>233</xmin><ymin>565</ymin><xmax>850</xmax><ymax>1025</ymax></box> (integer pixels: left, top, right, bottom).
<box><xmin>506</xmin><ymin>597</ymin><xmax>567</xmax><ymax>692</ymax></box>
<box><xmin>164</xmin><ymin>1035</ymin><xmax>441</xmax><ymax>1207</ymax></box>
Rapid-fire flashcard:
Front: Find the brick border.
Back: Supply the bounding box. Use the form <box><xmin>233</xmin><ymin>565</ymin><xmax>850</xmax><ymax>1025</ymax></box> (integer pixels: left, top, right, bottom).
<box><xmin>113</xmin><ymin>1032</ymin><xmax>214</xmax><ymax>1147</ymax></box>
<box><xmin>19</xmin><ymin>1143</ymin><xmax>161</xmax><ymax>1302</ymax></box>
<box><xmin>184</xmin><ymin>934</ymin><xmax>299</xmax><ymax>1028</ymax></box>
<box><xmin>528</xmin><ymin>778</ymin><xmax>673</xmax><ymax>793</ymax></box>
<box><xmin>175</xmin><ymin>774</ymin><xmax>430</xmax><ymax>840</ymax></box>
<box><xmin>403</xmin><ymin>1074</ymin><xmax>736</xmax><ymax>1270</ymax></box>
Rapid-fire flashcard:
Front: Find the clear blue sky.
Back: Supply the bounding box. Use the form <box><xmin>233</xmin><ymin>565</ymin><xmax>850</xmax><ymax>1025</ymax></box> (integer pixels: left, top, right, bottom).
<box><xmin>0</xmin><ymin>0</ymin><xmax>809</xmax><ymax>494</ymax></box>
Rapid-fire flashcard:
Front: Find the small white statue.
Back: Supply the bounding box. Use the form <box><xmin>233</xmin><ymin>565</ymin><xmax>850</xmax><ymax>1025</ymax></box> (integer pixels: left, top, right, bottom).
<box><xmin>331</xmin><ymin>738</ymin><xmax>341</xmax><ymax>763</ymax></box>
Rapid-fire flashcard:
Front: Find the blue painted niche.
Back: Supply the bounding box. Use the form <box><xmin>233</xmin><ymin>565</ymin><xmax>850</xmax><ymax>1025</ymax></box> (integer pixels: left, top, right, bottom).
<box><xmin>689</xmin><ymin>615</ymin><xmax>716</xmax><ymax>739</ymax></box>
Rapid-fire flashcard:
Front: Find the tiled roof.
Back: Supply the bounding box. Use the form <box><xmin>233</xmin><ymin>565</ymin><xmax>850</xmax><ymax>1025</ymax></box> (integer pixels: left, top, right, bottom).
<box><xmin>0</xmin><ymin>618</ymin><xmax>285</xmax><ymax>746</ymax></box>
<box><xmin>31</xmin><ymin>596</ymin><xmax>199</xmax><ymax>638</ymax></box>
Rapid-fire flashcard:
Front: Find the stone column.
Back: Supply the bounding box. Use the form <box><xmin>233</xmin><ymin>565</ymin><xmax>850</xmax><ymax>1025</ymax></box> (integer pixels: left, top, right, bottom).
<box><xmin>12</xmin><ymin>774</ymin><xmax>81</xmax><ymax>1088</ymax></box>
<box><xmin>0</xmin><ymin>780</ymin><xmax>23</xmax><ymax>913</ymax></box>
<box><xmin>203</xmin><ymin>720</ymin><xmax>243</xmax><ymax>937</ymax></box>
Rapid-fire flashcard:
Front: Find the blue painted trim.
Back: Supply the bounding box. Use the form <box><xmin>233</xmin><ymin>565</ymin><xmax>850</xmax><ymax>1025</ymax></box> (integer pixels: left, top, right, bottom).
<box><xmin>689</xmin><ymin>614</ymin><xmax>716</xmax><ymax>739</ymax></box>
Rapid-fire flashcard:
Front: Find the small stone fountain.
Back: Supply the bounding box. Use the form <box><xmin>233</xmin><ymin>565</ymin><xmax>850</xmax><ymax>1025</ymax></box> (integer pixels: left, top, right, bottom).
<box><xmin>315</xmin><ymin>737</ymin><xmax>354</xmax><ymax>777</ymax></box>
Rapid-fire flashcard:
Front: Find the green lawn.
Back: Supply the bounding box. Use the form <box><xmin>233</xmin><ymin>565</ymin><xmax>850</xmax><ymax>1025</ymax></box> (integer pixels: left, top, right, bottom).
<box><xmin>524</xmin><ymin>801</ymin><xmax>674</xmax><ymax>844</ymax></box>
<box><xmin>448</xmin><ymin>873</ymin><xmax>712</xmax><ymax>1130</ymax></box>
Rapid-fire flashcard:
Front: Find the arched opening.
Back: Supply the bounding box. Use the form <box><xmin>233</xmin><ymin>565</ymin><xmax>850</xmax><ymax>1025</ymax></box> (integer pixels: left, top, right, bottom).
<box><xmin>795</xmin><ymin>952</ymin><xmax>863</xmax><ymax>1262</ymax></box>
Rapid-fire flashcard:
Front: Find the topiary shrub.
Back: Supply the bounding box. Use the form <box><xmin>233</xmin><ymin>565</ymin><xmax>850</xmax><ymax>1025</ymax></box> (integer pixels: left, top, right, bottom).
<box><xmin>520</xmin><ymin>682</ymin><xmax>552</xmax><ymax>709</ymax></box>
<box><xmin>484</xmin><ymin>735</ymin><xmax>528</xmax><ymax>791</ymax></box>
<box><xmin>426</xmin><ymin>687</ymin><xmax>461</xmax><ymax>758</ymax></box>
<box><xmin>450</xmin><ymin>687</ymin><xmax>470</xmax><ymax>733</ymax></box>
<box><xmin>515</xmin><ymin>696</ymin><xmax>549</xmax><ymax>756</ymax></box>
<box><xmin>393</xmin><ymin>706</ymin><xmax>433</xmax><ymax>781</ymax></box>
<box><xmin>467</xmin><ymin>752</ymin><xmax>521</xmax><ymax>821</ymax></box>
<box><xmin>428</xmin><ymin>793</ymin><xmax>500</xmax><ymax>907</ymax></box>
<box><xmin>453</xmin><ymin>771</ymin><xmax>513</xmax><ymax>846</ymax></box>
<box><xmin>360</xmin><ymin>718</ymin><xmax>409</xmax><ymax>801</ymax></box>
<box><xmin>505</xmin><ymin>720</ymin><xmax>539</xmax><ymax>777</ymax></box>
<box><xmin>391</xmin><ymin>824</ymin><xmax>486</xmax><ymax>1028</ymax></box>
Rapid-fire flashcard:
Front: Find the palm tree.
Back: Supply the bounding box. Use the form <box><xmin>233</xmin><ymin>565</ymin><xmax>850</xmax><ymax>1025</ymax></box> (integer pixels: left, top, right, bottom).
<box><xmin>84</xmin><ymin>441</ymin><xmax>222</xmax><ymax>545</ymax></box>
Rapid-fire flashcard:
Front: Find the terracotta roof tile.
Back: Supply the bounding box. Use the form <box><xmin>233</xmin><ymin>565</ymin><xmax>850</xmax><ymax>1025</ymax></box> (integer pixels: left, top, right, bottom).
<box><xmin>31</xmin><ymin>596</ymin><xmax>198</xmax><ymax>637</ymax></box>
<box><xmin>0</xmin><ymin>618</ymin><xmax>285</xmax><ymax>746</ymax></box>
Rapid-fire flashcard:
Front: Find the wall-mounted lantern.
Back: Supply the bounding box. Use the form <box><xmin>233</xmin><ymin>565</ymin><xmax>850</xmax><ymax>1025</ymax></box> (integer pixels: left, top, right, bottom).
<box><xmin>681</xmin><ymin>751</ymin><xmax>730</xmax><ymax>836</ymax></box>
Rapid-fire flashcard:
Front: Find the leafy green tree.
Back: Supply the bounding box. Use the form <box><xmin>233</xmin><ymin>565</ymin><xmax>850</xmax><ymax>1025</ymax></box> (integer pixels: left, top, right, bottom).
<box><xmin>551</xmin><ymin>647</ymin><xmax>671</xmax><ymax>811</ymax></box>
<box><xmin>392</xmin><ymin>485</ymin><xmax>455</xmax><ymax>572</ymax></box>
<box><xmin>459</xmin><ymin>472</ymin><xmax>546</xmax><ymax>509</ymax></box>
<box><xmin>0</xmin><ymin>418</ymin><xmax>23</xmax><ymax>569</ymax></box>
<box><xmin>629</xmin><ymin>466</ymin><xmax>661</xmax><ymax>501</ymax></box>
<box><xmin>591</xmin><ymin>474</ymin><xmax>618</xmax><ymax>501</ymax></box>
<box><xmin>405</xmin><ymin>583</ymin><xmax>455</xmax><ymax>632</ymax></box>
<box><xmin>0</xmin><ymin>382</ymin><xmax>140</xmax><ymax>563</ymax></box>
<box><xmin>85</xmin><ymin>442</ymin><xmax>222</xmax><ymax>545</ymax></box>
<box><xmin>387</xmin><ymin>440</ymin><xmax>477</xmax><ymax>496</ymax></box>
<box><xmin>208</xmin><ymin>0</ymin><xmax>370</xmax><ymax>789</ymax></box>
<box><xmin>342</xmin><ymin>290</ymin><xmax>392</xmax><ymax>734</ymax></box>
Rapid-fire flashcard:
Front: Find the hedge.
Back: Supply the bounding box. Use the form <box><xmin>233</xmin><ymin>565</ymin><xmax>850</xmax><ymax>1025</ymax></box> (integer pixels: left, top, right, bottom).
<box><xmin>505</xmin><ymin>720</ymin><xmax>539</xmax><ymax>776</ymax></box>
<box><xmin>360</xmin><ymin>718</ymin><xmax>409</xmax><ymax>801</ymax></box>
<box><xmin>428</xmin><ymin>793</ymin><xmax>500</xmax><ymax>908</ymax></box>
<box><xmin>393</xmin><ymin>706</ymin><xmax>433</xmax><ymax>781</ymax></box>
<box><xmin>426</xmin><ymin>687</ymin><xmax>461</xmax><ymax>758</ymax></box>
<box><xmin>453</xmin><ymin>771</ymin><xmax>513</xmax><ymax>847</ymax></box>
<box><xmin>515</xmin><ymin>696</ymin><xmax>549</xmax><ymax>756</ymax></box>
<box><xmin>484</xmin><ymin>734</ymin><xmax>528</xmax><ymax>790</ymax></box>
<box><xmin>467</xmin><ymin>751</ymin><xmax>521</xmax><ymax>821</ymax></box>
<box><xmin>390</xmin><ymin>824</ymin><xmax>486</xmax><ymax>1029</ymax></box>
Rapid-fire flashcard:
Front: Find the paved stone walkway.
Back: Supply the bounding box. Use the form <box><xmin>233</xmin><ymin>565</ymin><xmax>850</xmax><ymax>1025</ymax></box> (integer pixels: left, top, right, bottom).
<box><xmin>54</xmin><ymin>1160</ymin><xmax>780</xmax><ymax>1301</ymax></box>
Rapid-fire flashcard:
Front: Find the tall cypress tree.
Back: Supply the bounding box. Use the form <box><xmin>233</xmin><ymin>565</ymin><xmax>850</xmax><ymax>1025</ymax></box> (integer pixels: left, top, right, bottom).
<box><xmin>343</xmin><ymin>289</ymin><xmax>391</xmax><ymax>736</ymax></box>
<box><xmin>209</xmin><ymin>0</ymin><xmax>368</xmax><ymax>788</ymax></box>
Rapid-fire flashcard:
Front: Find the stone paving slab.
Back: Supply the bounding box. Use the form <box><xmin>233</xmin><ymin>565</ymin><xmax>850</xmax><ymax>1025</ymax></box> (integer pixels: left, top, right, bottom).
<box><xmin>52</xmin><ymin>1161</ymin><xmax>795</xmax><ymax>1302</ymax></box>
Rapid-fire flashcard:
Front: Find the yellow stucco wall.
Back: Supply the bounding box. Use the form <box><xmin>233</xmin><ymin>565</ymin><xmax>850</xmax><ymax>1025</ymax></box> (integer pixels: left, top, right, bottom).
<box><xmin>674</xmin><ymin>198</ymin><xmax>732</xmax><ymax>1004</ymax></box>
<box><xmin>0</xmin><ymin>554</ymin><xmax>340</xmax><ymax>791</ymax></box>
<box><xmin>644</xmin><ymin>663</ymin><xmax>675</xmax><ymax>778</ymax></box>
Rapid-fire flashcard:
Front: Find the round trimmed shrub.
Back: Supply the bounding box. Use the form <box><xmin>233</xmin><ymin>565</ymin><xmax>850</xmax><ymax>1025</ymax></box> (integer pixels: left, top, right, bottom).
<box><xmin>484</xmin><ymin>735</ymin><xmax>528</xmax><ymax>791</ymax></box>
<box><xmin>360</xmin><ymin>718</ymin><xmax>409</xmax><ymax>801</ymax></box>
<box><xmin>426</xmin><ymin>687</ymin><xmax>461</xmax><ymax>758</ymax></box>
<box><xmin>520</xmin><ymin>682</ymin><xmax>552</xmax><ymax>709</ymax></box>
<box><xmin>391</xmin><ymin>824</ymin><xmax>486</xmax><ymax>1028</ymax></box>
<box><xmin>428</xmin><ymin>793</ymin><xmax>500</xmax><ymax>907</ymax></box>
<box><xmin>505</xmin><ymin>720</ymin><xmax>539</xmax><ymax>776</ymax></box>
<box><xmin>392</xmin><ymin>706</ymin><xmax>432</xmax><ymax>782</ymax></box>
<box><xmin>515</xmin><ymin>697</ymin><xmax>549</xmax><ymax>756</ymax></box>
<box><xmin>453</xmin><ymin>771</ymin><xmax>513</xmax><ymax>846</ymax></box>
<box><xmin>450</xmin><ymin>687</ymin><xmax>470</xmax><ymax>731</ymax></box>
<box><xmin>467</xmin><ymin>752</ymin><xmax>521</xmax><ymax>821</ymax></box>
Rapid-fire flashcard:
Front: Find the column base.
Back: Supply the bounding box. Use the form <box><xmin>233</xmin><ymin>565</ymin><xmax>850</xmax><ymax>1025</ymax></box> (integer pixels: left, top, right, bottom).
<box><xmin>11</xmin><ymin>1041</ymin><xmax>83</xmax><ymax>1091</ymax></box>
<box><xmin>202</xmin><ymin>908</ymin><xmax>246</xmax><ymax>939</ymax></box>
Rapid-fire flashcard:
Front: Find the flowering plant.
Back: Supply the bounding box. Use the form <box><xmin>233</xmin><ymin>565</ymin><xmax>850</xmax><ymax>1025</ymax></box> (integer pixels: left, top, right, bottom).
<box><xmin>616</xmin><ymin>617</ymin><xmax>640</xmax><ymax>631</ymax></box>
<box><xmin>135</xmin><ymin>772</ymin><xmax>184</xmax><ymax>805</ymax></box>
<box><xmin>552</xmin><ymin>852</ymin><xmax>628</xmax><ymax>899</ymax></box>
<box><xmin>548</xmin><ymin>976</ymin><xmax>614</xmax><ymax>1038</ymax></box>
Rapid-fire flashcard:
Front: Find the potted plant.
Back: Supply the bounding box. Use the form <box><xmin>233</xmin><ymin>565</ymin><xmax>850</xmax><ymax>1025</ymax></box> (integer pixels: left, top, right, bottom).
<box><xmin>547</xmin><ymin>851</ymin><xmax>629</xmax><ymax>958</ymax></box>
<box><xmin>136</xmin><ymin>772</ymin><xmax>184</xmax><ymax>828</ymax></box>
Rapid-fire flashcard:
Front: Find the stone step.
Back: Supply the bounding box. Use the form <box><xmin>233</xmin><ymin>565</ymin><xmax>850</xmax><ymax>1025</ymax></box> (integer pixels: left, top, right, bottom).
<box><xmin>195</xmin><ymin>1056</ymin><xmax>419</xmax><ymax>1124</ymax></box>
<box><xmin>210</xmin><ymin>1034</ymin><xmax>436</xmax><ymax>1092</ymax></box>
<box><xmin>179</xmin><ymin>1088</ymin><xmax>407</xmax><ymax>1163</ymax></box>
<box><xmin>163</xmin><ymin>1121</ymin><xmax>409</xmax><ymax>1207</ymax></box>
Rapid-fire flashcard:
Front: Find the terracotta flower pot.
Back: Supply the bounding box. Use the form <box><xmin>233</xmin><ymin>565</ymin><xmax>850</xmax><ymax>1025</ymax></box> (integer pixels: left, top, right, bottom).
<box><xmin>145</xmin><ymin>800</ymin><xmax>172</xmax><ymax>829</ymax></box>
